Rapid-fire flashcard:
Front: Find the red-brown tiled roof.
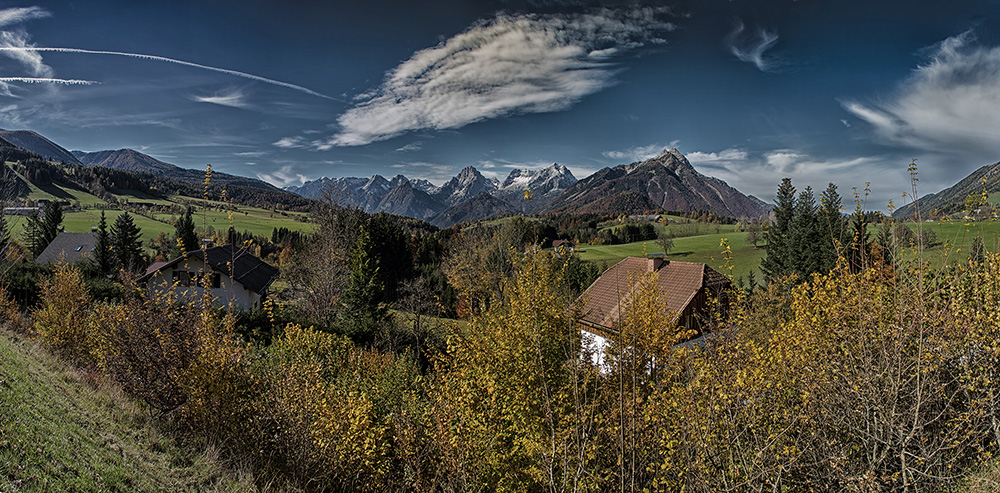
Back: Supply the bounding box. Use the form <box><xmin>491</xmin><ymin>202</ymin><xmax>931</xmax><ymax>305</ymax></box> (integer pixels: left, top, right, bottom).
<box><xmin>578</xmin><ymin>257</ymin><xmax>727</xmax><ymax>331</ymax></box>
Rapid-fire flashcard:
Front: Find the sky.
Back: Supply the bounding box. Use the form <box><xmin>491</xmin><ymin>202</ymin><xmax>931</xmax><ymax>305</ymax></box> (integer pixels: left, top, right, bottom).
<box><xmin>2</xmin><ymin>0</ymin><xmax>1000</xmax><ymax>211</ymax></box>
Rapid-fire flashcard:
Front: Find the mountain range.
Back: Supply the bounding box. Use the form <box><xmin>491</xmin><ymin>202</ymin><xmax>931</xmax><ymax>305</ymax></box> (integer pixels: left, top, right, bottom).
<box><xmin>0</xmin><ymin>128</ymin><xmax>308</xmax><ymax>209</ymax></box>
<box><xmin>289</xmin><ymin>149</ymin><xmax>771</xmax><ymax>226</ymax></box>
<box><xmin>1</xmin><ymin>126</ymin><xmax>773</xmax><ymax>227</ymax></box>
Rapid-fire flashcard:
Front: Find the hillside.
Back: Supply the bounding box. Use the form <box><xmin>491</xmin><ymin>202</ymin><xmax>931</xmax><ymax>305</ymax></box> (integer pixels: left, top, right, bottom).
<box><xmin>893</xmin><ymin>160</ymin><xmax>1000</xmax><ymax>218</ymax></box>
<box><xmin>0</xmin><ymin>129</ymin><xmax>82</xmax><ymax>165</ymax></box>
<box><xmin>0</xmin><ymin>329</ymin><xmax>256</xmax><ymax>491</ymax></box>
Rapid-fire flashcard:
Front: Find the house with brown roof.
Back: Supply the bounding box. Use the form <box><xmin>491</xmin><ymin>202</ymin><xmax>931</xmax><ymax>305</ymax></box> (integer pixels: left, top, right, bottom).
<box><xmin>138</xmin><ymin>244</ymin><xmax>279</xmax><ymax>310</ymax></box>
<box><xmin>577</xmin><ymin>257</ymin><xmax>730</xmax><ymax>365</ymax></box>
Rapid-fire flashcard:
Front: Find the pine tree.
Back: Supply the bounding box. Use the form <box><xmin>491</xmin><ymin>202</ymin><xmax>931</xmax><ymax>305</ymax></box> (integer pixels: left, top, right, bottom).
<box><xmin>173</xmin><ymin>206</ymin><xmax>198</xmax><ymax>256</ymax></box>
<box><xmin>92</xmin><ymin>210</ymin><xmax>113</xmax><ymax>275</ymax></box>
<box><xmin>111</xmin><ymin>211</ymin><xmax>144</xmax><ymax>273</ymax></box>
<box><xmin>760</xmin><ymin>178</ymin><xmax>796</xmax><ymax>280</ymax></box>
<box><xmin>339</xmin><ymin>225</ymin><xmax>387</xmax><ymax>342</ymax></box>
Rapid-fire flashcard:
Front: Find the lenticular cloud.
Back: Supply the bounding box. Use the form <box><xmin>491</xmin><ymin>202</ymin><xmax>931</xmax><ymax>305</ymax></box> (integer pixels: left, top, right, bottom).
<box><xmin>324</xmin><ymin>8</ymin><xmax>675</xmax><ymax>148</ymax></box>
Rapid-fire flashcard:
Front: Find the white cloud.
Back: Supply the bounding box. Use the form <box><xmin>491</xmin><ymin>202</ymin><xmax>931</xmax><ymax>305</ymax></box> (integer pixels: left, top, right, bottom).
<box><xmin>727</xmin><ymin>19</ymin><xmax>779</xmax><ymax>72</ymax></box>
<box><xmin>395</xmin><ymin>141</ymin><xmax>423</xmax><ymax>152</ymax></box>
<box><xmin>603</xmin><ymin>143</ymin><xmax>668</xmax><ymax>162</ymax></box>
<box><xmin>844</xmin><ymin>30</ymin><xmax>1000</xmax><ymax>159</ymax></box>
<box><xmin>687</xmin><ymin>148</ymin><xmax>748</xmax><ymax>163</ymax></box>
<box><xmin>256</xmin><ymin>165</ymin><xmax>309</xmax><ymax>187</ymax></box>
<box><xmin>0</xmin><ymin>7</ymin><xmax>49</xmax><ymax>27</ymax></box>
<box><xmin>685</xmin><ymin>147</ymin><xmax>903</xmax><ymax>210</ymax></box>
<box><xmin>322</xmin><ymin>7</ymin><xmax>675</xmax><ymax>147</ymax></box>
<box><xmin>273</xmin><ymin>136</ymin><xmax>306</xmax><ymax>149</ymax></box>
<box><xmin>191</xmin><ymin>87</ymin><xmax>250</xmax><ymax>108</ymax></box>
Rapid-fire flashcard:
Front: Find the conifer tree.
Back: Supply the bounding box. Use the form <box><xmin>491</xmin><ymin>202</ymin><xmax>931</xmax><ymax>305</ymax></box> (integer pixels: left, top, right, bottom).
<box><xmin>173</xmin><ymin>206</ymin><xmax>198</xmax><ymax>256</ymax></box>
<box><xmin>111</xmin><ymin>211</ymin><xmax>144</xmax><ymax>273</ymax></box>
<box><xmin>761</xmin><ymin>178</ymin><xmax>796</xmax><ymax>280</ymax></box>
<box><xmin>92</xmin><ymin>210</ymin><xmax>113</xmax><ymax>275</ymax></box>
<box><xmin>0</xmin><ymin>212</ymin><xmax>8</xmax><ymax>260</ymax></box>
<box><xmin>41</xmin><ymin>201</ymin><xmax>63</xmax><ymax>247</ymax></box>
<box><xmin>339</xmin><ymin>225</ymin><xmax>387</xmax><ymax>342</ymax></box>
<box><xmin>791</xmin><ymin>186</ymin><xmax>822</xmax><ymax>276</ymax></box>
<box><xmin>24</xmin><ymin>210</ymin><xmax>47</xmax><ymax>256</ymax></box>
<box><xmin>819</xmin><ymin>183</ymin><xmax>844</xmax><ymax>271</ymax></box>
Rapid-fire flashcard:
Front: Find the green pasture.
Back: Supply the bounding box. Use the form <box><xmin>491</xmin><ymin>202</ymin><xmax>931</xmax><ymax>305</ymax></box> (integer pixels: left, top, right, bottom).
<box><xmin>575</xmin><ymin>231</ymin><xmax>766</xmax><ymax>283</ymax></box>
<box><xmin>897</xmin><ymin>219</ymin><xmax>1000</xmax><ymax>266</ymax></box>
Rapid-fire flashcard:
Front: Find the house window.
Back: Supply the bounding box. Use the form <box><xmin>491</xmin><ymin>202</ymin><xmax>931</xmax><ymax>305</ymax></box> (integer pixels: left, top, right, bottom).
<box><xmin>172</xmin><ymin>270</ymin><xmax>190</xmax><ymax>286</ymax></box>
<box><xmin>171</xmin><ymin>270</ymin><xmax>219</xmax><ymax>288</ymax></box>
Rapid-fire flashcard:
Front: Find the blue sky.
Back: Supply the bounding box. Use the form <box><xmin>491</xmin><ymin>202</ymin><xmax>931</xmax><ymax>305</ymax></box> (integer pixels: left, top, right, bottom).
<box><xmin>2</xmin><ymin>1</ymin><xmax>1000</xmax><ymax>210</ymax></box>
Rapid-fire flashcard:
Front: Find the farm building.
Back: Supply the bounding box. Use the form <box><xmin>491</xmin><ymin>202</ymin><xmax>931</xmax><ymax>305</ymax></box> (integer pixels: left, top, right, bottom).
<box><xmin>577</xmin><ymin>257</ymin><xmax>730</xmax><ymax>366</ymax></box>
<box><xmin>139</xmin><ymin>244</ymin><xmax>279</xmax><ymax>310</ymax></box>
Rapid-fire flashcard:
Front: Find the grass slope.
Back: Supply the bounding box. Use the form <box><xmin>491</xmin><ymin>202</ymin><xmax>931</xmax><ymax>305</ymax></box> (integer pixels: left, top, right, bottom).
<box><xmin>0</xmin><ymin>329</ymin><xmax>256</xmax><ymax>491</ymax></box>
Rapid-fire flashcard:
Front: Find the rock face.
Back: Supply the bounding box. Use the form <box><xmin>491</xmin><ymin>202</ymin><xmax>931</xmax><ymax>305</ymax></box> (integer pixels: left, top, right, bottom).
<box><xmin>377</xmin><ymin>181</ymin><xmax>445</xmax><ymax>219</ymax></box>
<box><xmin>546</xmin><ymin>148</ymin><xmax>770</xmax><ymax>218</ymax></box>
<box><xmin>495</xmin><ymin>163</ymin><xmax>578</xmax><ymax>212</ymax></box>
<box><xmin>432</xmin><ymin>166</ymin><xmax>498</xmax><ymax>207</ymax></box>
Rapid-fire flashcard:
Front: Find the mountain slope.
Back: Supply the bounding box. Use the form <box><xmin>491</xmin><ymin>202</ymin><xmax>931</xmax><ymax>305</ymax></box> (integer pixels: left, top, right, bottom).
<box><xmin>0</xmin><ymin>129</ymin><xmax>81</xmax><ymax>165</ymax></box>
<box><xmin>376</xmin><ymin>181</ymin><xmax>446</xmax><ymax>219</ymax></box>
<box><xmin>892</xmin><ymin>161</ymin><xmax>1000</xmax><ymax>218</ymax></box>
<box><xmin>429</xmin><ymin>192</ymin><xmax>517</xmax><ymax>228</ymax></box>
<box><xmin>546</xmin><ymin>148</ymin><xmax>770</xmax><ymax>219</ymax></box>
<box><xmin>73</xmin><ymin>148</ymin><xmax>177</xmax><ymax>174</ymax></box>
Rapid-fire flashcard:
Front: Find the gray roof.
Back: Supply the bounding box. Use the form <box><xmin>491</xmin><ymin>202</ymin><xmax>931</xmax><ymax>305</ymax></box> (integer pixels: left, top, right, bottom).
<box><xmin>140</xmin><ymin>244</ymin><xmax>279</xmax><ymax>295</ymax></box>
<box><xmin>35</xmin><ymin>232</ymin><xmax>97</xmax><ymax>265</ymax></box>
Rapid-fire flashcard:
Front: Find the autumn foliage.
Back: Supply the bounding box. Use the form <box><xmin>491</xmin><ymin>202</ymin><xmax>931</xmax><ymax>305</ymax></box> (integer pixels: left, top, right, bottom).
<box><xmin>16</xmin><ymin>239</ymin><xmax>1000</xmax><ymax>490</ymax></box>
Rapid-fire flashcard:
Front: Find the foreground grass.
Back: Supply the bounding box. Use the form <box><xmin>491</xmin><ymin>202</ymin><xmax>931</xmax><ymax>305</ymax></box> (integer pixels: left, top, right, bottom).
<box><xmin>0</xmin><ymin>329</ymin><xmax>257</xmax><ymax>492</ymax></box>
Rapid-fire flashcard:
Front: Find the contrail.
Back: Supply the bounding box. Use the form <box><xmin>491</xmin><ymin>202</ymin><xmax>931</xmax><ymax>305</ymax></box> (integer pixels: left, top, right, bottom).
<box><xmin>0</xmin><ymin>46</ymin><xmax>340</xmax><ymax>101</ymax></box>
<box><xmin>0</xmin><ymin>76</ymin><xmax>96</xmax><ymax>85</ymax></box>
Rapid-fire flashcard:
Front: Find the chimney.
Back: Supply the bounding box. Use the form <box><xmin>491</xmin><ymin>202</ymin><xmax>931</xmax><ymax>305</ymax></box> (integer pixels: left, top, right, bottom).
<box><xmin>647</xmin><ymin>258</ymin><xmax>664</xmax><ymax>272</ymax></box>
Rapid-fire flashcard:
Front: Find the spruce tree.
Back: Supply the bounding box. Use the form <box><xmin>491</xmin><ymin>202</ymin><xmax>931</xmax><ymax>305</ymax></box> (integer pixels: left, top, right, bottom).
<box><xmin>92</xmin><ymin>210</ymin><xmax>113</xmax><ymax>276</ymax></box>
<box><xmin>24</xmin><ymin>210</ymin><xmax>47</xmax><ymax>256</ymax></box>
<box><xmin>41</xmin><ymin>201</ymin><xmax>63</xmax><ymax>247</ymax></box>
<box><xmin>791</xmin><ymin>186</ymin><xmax>822</xmax><ymax>277</ymax></box>
<box><xmin>110</xmin><ymin>211</ymin><xmax>144</xmax><ymax>273</ymax></box>
<box><xmin>819</xmin><ymin>183</ymin><xmax>844</xmax><ymax>272</ymax></box>
<box><xmin>340</xmin><ymin>225</ymin><xmax>387</xmax><ymax>343</ymax></box>
<box><xmin>761</xmin><ymin>178</ymin><xmax>796</xmax><ymax>280</ymax></box>
<box><xmin>173</xmin><ymin>206</ymin><xmax>198</xmax><ymax>256</ymax></box>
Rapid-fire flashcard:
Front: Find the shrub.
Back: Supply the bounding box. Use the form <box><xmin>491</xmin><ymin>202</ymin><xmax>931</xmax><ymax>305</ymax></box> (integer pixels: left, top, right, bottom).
<box><xmin>33</xmin><ymin>263</ymin><xmax>93</xmax><ymax>363</ymax></box>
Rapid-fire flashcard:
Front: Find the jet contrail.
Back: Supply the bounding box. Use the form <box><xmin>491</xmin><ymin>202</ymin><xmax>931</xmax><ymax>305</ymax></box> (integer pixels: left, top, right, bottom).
<box><xmin>0</xmin><ymin>46</ymin><xmax>339</xmax><ymax>101</ymax></box>
<box><xmin>0</xmin><ymin>76</ymin><xmax>96</xmax><ymax>85</ymax></box>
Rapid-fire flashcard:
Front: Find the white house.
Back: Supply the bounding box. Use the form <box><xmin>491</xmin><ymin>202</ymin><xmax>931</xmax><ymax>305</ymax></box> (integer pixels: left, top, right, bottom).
<box><xmin>139</xmin><ymin>244</ymin><xmax>279</xmax><ymax>310</ymax></box>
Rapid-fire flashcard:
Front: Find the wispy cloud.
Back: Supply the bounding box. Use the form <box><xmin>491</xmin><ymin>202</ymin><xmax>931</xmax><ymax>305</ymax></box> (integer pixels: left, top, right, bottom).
<box><xmin>191</xmin><ymin>87</ymin><xmax>250</xmax><ymax>108</ymax></box>
<box><xmin>0</xmin><ymin>45</ymin><xmax>336</xmax><ymax>100</ymax></box>
<box><xmin>395</xmin><ymin>141</ymin><xmax>423</xmax><ymax>152</ymax></box>
<box><xmin>727</xmin><ymin>19</ymin><xmax>779</xmax><ymax>72</ymax></box>
<box><xmin>0</xmin><ymin>77</ymin><xmax>96</xmax><ymax>85</ymax></box>
<box><xmin>320</xmin><ymin>7</ymin><xmax>675</xmax><ymax>147</ymax></box>
<box><xmin>256</xmin><ymin>165</ymin><xmax>309</xmax><ymax>187</ymax></box>
<box><xmin>843</xmin><ymin>30</ymin><xmax>1000</xmax><ymax>161</ymax></box>
<box><xmin>687</xmin><ymin>148</ymin><xmax>748</xmax><ymax>163</ymax></box>
<box><xmin>273</xmin><ymin>136</ymin><xmax>306</xmax><ymax>149</ymax></box>
<box><xmin>603</xmin><ymin>143</ymin><xmax>668</xmax><ymax>162</ymax></box>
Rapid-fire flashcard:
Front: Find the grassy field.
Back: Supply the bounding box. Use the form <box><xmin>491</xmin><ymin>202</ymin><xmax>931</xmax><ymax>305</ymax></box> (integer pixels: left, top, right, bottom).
<box><xmin>576</xmin><ymin>230</ymin><xmax>766</xmax><ymax>283</ymax></box>
<box><xmin>0</xmin><ymin>329</ymin><xmax>257</xmax><ymax>491</ymax></box>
